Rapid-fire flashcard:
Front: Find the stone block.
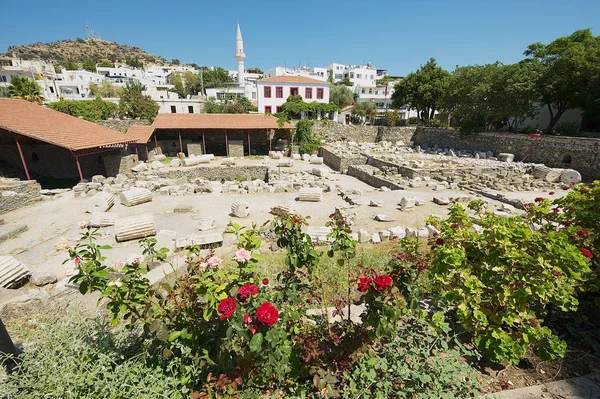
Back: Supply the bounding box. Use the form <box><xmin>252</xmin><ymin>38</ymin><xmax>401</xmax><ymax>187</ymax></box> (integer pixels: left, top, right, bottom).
<box><xmin>30</xmin><ymin>270</ymin><xmax>57</xmax><ymax>287</ymax></box>
<box><xmin>399</xmin><ymin>197</ymin><xmax>416</xmax><ymax>210</ymax></box>
<box><xmin>155</xmin><ymin>229</ymin><xmax>177</xmax><ymax>253</ymax></box>
<box><xmin>115</xmin><ymin>214</ymin><xmax>156</xmax><ymax>242</ymax></box>
<box><xmin>90</xmin><ymin>211</ymin><xmax>117</xmax><ymax>227</ymax></box>
<box><xmin>497</xmin><ymin>153</ymin><xmax>515</xmax><ymax>162</ymax></box>
<box><xmin>231</xmin><ymin>201</ymin><xmax>250</xmax><ymax>218</ymax></box>
<box><xmin>560</xmin><ymin>169</ymin><xmax>581</xmax><ymax>185</ymax></box>
<box><xmin>388</xmin><ymin>226</ymin><xmax>406</xmax><ymax>239</ymax></box>
<box><xmin>0</xmin><ymin>256</ymin><xmax>30</xmax><ymax>288</ymax></box>
<box><xmin>170</xmin><ymin>159</ymin><xmax>181</xmax><ymax>167</ymax></box>
<box><xmin>306</xmin><ymin>226</ymin><xmax>332</xmax><ymax>243</ymax></box>
<box><xmin>120</xmin><ymin>188</ymin><xmax>152</xmax><ymax>207</ymax></box>
<box><xmin>87</xmin><ymin>191</ymin><xmax>115</xmax><ymax>213</ymax></box>
<box><xmin>433</xmin><ymin>196</ymin><xmax>450</xmax><ymax>205</ymax></box>
<box><xmin>374</xmin><ymin>214</ymin><xmax>395</xmax><ymax>222</ymax></box>
<box><xmin>299</xmin><ymin>187</ymin><xmax>323</xmax><ymax>202</ymax></box>
<box><xmin>358</xmin><ymin>229</ymin><xmax>370</xmax><ymax>243</ymax></box>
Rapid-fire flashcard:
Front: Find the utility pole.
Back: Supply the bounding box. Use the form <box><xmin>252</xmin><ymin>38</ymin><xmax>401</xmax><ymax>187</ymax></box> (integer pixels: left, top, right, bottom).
<box><xmin>200</xmin><ymin>68</ymin><xmax>204</xmax><ymax>96</ymax></box>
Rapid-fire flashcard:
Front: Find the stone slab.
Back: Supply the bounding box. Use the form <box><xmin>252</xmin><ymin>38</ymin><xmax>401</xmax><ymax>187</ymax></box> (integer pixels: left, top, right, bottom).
<box><xmin>0</xmin><ymin>224</ymin><xmax>28</xmax><ymax>243</ymax></box>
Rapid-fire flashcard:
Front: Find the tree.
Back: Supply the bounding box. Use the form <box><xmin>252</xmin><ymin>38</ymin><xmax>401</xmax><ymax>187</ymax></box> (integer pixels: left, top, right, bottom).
<box><xmin>169</xmin><ymin>73</ymin><xmax>186</xmax><ymax>98</ymax></box>
<box><xmin>47</xmin><ymin>97</ymin><xmax>117</xmax><ymax>121</ymax></box>
<box><xmin>7</xmin><ymin>77</ymin><xmax>44</xmax><ymax>104</ymax></box>
<box><xmin>444</xmin><ymin>62</ymin><xmax>538</xmax><ymax>133</ymax></box>
<box><xmin>277</xmin><ymin>95</ymin><xmax>338</xmax><ymax>121</ymax></box>
<box><xmin>82</xmin><ymin>58</ymin><xmax>96</xmax><ymax>72</ymax></box>
<box><xmin>63</xmin><ymin>59</ymin><xmax>78</xmax><ymax>70</ymax></box>
<box><xmin>340</xmin><ymin>76</ymin><xmax>352</xmax><ymax>86</ymax></box>
<box><xmin>330</xmin><ymin>84</ymin><xmax>354</xmax><ymax>109</ymax></box>
<box><xmin>202</xmin><ymin>97</ymin><xmax>223</xmax><ymax>113</ymax></box>
<box><xmin>171</xmin><ymin>58</ymin><xmax>180</xmax><ymax>65</ymax></box>
<box><xmin>89</xmin><ymin>81</ymin><xmax>123</xmax><ymax>98</ymax></box>
<box><xmin>118</xmin><ymin>81</ymin><xmax>158</xmax><ymax>121</ymax></box>
<box><xmin>203</xmin><ymin>96</ymin><xmax>257</xmax><ymax>114</ymax></box>
<box><xmin>385</xmin><ymin>110</ymin><xmax>400</xmax><ymax>127</ymax></box>
<box><xmin>247</xmin><ymin>67</ymin><xmax>264</xmax><ymax>74</ymax></box>
<box><xmin>98</xmin><ymin>59</ymin><xmax>114</xmax><ymax>68</ymax></box>
<box><xmin>200</xmin><ymin>67</ymin><xmax>234</xmax><ymax>92</ymax></box>
<box><xmin>391</xmin><ymin>58</ymin><xmax>450</xmax><ymax>121</ymax></box>
<box><xmin>182</xmin><ymin>71</ymin><xmax>201</xmax><ymax>95</ymax></box>
<box><xmin>327</xmin><ymin>69</ymin><xmax>335</xmax><ymax>84</ymax></box>
<box><xmin>524</xmin><ymin>29</ymin><xmax>600</xmax><ymax>132</ymax></box>
<box><xmin>125</xmin><ymin>56</ymin><xmax>143</xmax><ymax>68</ymax></box>
<box><xmin>351</xmin><ymin>102</ymin><xmax>377</xmax><ymax>125</ymax></box>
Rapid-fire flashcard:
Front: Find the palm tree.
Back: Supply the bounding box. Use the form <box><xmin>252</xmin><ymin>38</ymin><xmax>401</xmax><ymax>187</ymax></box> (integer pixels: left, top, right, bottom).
<box><xmin>8</xmin><ymin>77</ymin><xmax>45</xmax><ymax>104</ymax></box>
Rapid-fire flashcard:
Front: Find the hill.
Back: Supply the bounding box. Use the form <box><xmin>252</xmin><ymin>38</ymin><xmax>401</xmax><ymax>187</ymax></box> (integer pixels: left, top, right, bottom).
<box><xmin>3</xmin><ymin>38</ymin><xmax>167</xmax><ymax>67</ymax></box>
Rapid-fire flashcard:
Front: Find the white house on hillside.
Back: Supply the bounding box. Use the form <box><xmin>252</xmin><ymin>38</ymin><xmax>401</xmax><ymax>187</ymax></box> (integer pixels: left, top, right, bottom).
<box><xmin>256</xmin><ymin>76</ymin><xmax>330</xmax><ymax>114</ymax></box>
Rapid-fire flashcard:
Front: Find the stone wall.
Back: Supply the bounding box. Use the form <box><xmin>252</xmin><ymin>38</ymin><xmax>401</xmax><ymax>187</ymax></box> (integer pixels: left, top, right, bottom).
<box><xmin>347</xmin><ymin>165</ymin><xmax>404</xmax><ymax>190</ymax></box>
<box><xmin>412</xmin><ymin>128</ymin><xmax>600</xmax><ymax>181</ymax></box>
<box><xmin>366</xmin><ymin>156</ymin><xmax>425</xmax><ymax>179</ymax></box>
<box><xmin>154</xmin><ymin>165</ymin><xmax>269</xmax><ymax>182</ymax></box>
<box><xmin>95</xmin><ymin>119</ymin><xmax>152</xmax><ymax>133</ymax></box>
<box><xmin>0</xmin><ymin>179</ymin><xmax>42</xmax><ymax>214</ymax></box>
<box><xmin>319</xmin><ymin>147</ymin><xmax>367</xmax><ymax>173</ymax></box>
<box><xmin>312</xmin><ymin>122</ymin><xmax>417</xmax><ymax>144</ymax></box>
<box><xmin>103</xmin><ymin>154</ymin><xmax>139</xmax><ymax>177</ymax></box>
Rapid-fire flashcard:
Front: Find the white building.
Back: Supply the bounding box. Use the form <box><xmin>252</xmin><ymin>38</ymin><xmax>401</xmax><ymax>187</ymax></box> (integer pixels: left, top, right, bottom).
<box><xmin>257</xmin><ymin>76</ymin><xmax>330</xmax><ymax>114</ymax></box>
<box><xmin>264</xmin><ymin>66</ymin><xmax>328</xmax><ymax>82</ymax></box>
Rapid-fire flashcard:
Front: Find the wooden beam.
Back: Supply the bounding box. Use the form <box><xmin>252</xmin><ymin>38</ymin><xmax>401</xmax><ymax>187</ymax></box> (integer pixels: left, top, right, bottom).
<box><xmin>153</xmin><ymin>133</ymin><xmax>159</xmax><ymax>155</ymax></box>
<box><xmin>225</xmin><ymin>131</ymin><xmax>229</xmax><ymax>156</ymax></box>
<box><xmin>14</xmin><ymin>137</ymin><xmax>31</xmax><ymax>180</ymax></box>
<box><xmin>247</xmin><ymin>129</ymin><xmax>251</xmax><ymax>156</ymax></box>
<box><xmin>74</xmin><ymin>155</ymin><xmax>84</xmax><ymax>182</ymax></box>
<box><xmin>202</xmin><ymin>130</ymin><xmax>206</xmax><ymax>155</ymax></box>
<box><xmin>178</xmin><ymin>129</ymin><xmax>183</xmax><ymax>154</ymax></box>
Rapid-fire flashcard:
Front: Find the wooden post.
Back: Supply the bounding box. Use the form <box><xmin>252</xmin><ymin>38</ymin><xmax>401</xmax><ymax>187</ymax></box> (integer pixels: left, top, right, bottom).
<box><xmin>178</xmin><ymin>129</ymin><xmax>183</xmax><ymax>154</ymax></box>
<box><xmin>247</xmin><ymin>130</ymin><xmax>251</xmax><ymax>156</ymax></box>
<box><xmin>202</xmin><ymin>130</ymin><xmax>206</xmax><ymax>155</ymax></box>
<box><xmin>153</xmin><ymin>133</ymin><xmax>159</xmax><ymax>155</ymax></box>
<box><xmin>74</xmin><ymin>154</ymin><xmax>84</xmax><ymax>182</ymax></box>
<box><xmin>145</xmin><ymin>145</ymin><xmax>149</xmax><ymax>160</ymax></box>
<box><xmin>225</xmin><ymin>131</ymin><xmax>229</xmax><ymax>156</ymax></box>
<box><xmin>14</xmin><ymin>137</ymin><xmax>31</xmax><ymax>180</ymax></box>
<box><xmin>135</xmin><ymin>145</ymin><xmax>139</xmax><ymax>157</ymax></box>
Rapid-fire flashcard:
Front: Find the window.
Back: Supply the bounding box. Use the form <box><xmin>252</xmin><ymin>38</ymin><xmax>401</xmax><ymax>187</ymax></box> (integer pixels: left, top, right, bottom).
<box><xmin>276</xmin><ymin>106</ymin><xmax>281</xmax><ymax>113</ymax></box>
<box><xmin>317</xmin><ymin>88</ymin><xmax>324</xmax><ymax>99</ymax></box>
<box><xmin>265</xmin><ymin>106</ymin><xmax>272</xmax><ymax>114</ymax></box>
<box><xmin>369</xmin><ymin>89</ymin><xmax>372</xmax><ymax>94</ymax></box>
<box><xmin>276</xmin><ymin>86</ymin><xmax>283</xmax><ymax>98</ymax></box>
<box><xmin>252</xmin><ymin>92</ymin><xmax>256</xmax><ymax>99</ymax></box>
<box><xmin>188</xmin><ymin>106</ymin><xmax>194</xmax><ymax>113</ymax></box>
<box><xmin>361</xmin><ymin>88</ymin><xmax>365</xmax><ymax>94</ymax></box>
<box><xmin>290</xmin><ymin>87</ymin><xmax>299</xmax><ymax>96</ymax></box>
<box><xmin>264</xmin><ymin>86</ymin><xmax>271</xmax><ymax>98</ymax></box>
<box><xmin>357</xmin><ymin>74</ymin><xmax>362</xmax><ymax>79</ymax></box>
<box><xmin>350</xmin><ymin>73</ymin><xmax>354</xmax><ymax>78</ymax></box>
<box><xmin>305</xmin><ymin>87</ymin><xmax>312</xmax><ymax>99</ymax></box>
<box><xmin>49</xmin><ymin>86</ymin><xmax>54</xmax><ymax>94</ymax></box>
<box><xmin>170</xmin><ymin>106</ymin><xmax>177</xmax><ymax>113</ymax></box>
<box><xmin>335</xmin><ymin>74</ymin><xmax>343</xmax><ymax>79</ymax></box>
<box><xmin>370</xmin><ymin>75</ymin><xmax>374</xmax><ymax>79</ymax></box>
<box><xmin>0</xmin><ymin>76</ymin><xmax>6</xmax><ymax>82</ymax></box>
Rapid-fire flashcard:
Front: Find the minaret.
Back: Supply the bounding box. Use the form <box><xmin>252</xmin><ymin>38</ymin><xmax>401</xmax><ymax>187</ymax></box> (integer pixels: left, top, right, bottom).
<box><xmin>235</xmin><ymin>21</ymin><xmax>245</xmax><ymax>87</ymax></box>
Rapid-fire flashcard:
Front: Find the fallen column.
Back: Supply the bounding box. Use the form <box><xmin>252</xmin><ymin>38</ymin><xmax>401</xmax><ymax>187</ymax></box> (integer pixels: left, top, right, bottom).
<box><xmin>119</xmin><ymin>188</ymin><xmax>152</xmax><ymax>207</ymax></box>
<box><xmin>90</xmin><ymin>211</ymin><xmax>117</xmax><ymax>227</ymax></box>
<box><xmin>231</xmin><ymin>201</ymin><xmax>250</xmax><ymax>218</ymax></box>
<box><xmin>0</xmin><ymin>256</ymin><xmax>30</xmax><ymax>288</ymax></box>
<box><xmin>299</xmin><ymin>187</ymin><xmax>323</xmax><ymax>202</ymax></box>
<box><xmin>115</xmin><ymin>213</ymin><xmax>156</xmax><ymax>242</ymax></box>
<box><xmin>87</xmin><ymin>191</ymin><xmax>115</xmax><ymax>213</ymax></box>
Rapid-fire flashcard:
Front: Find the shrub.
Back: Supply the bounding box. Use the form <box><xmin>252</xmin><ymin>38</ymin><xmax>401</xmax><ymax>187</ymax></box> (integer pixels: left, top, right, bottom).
<box><xmin>553</xmin><ymin>120</ymin><xmax>581</xmax><ymax>136</ymax></box>
<box><xmin>47</xmin><ymin>97</ymin><xmax>117</xmax><ymax>121</ymax></box>
<box><xmin>427</xmin><ymin>201</ymin><xmax>591</xmax><ymax>364</ymax></box>
<box><xmin>342</xmin><ymin>316</ymin><xmax>482</xmax><ymax>398</ymax></box>
<box><xmin>407</xmin><ymin>116</ymin><xmax>419</xmax><ymax>125</ymax></box>
<box><xmin>1</xmin><ymin>312</ymin><xmax>185</xmax><ymax>398</ymax></box>
<box><xmin>295</xmin><ymin>120</ymin><xmax>322</xmax><ymax>155</ymax></box>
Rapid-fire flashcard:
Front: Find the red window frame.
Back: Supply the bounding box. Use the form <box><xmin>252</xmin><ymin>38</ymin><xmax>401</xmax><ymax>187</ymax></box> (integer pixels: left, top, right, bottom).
<box><xmin>265</xmin><ymin>106</ymin><xmax>272</xmax><ymax>114</ymax></box>
<box><xmin>305</xmin><ymin>87</ymin><xmax>312</xmax><ymax>99</ymax></box>
<box><xmin>276</xmin><ymin>106</ymin><xmax>281</xmax><ymax>113</ymax></box>
<box><xmin>317</xmin><ymin>88</ymin><xmax>324</xmax><ymax>99</ymax></box>
<box><xmin>275</xmin><ymin>86</ymin><xmax>283</xmax><ymax>98</ymax></box>
<box><xmin>264</xmin><ymin>86</ymin><xmax>271</xmax><ymax>98</ymax></box>
<box><xmin>290</xmin><ymin>87</ymin><xmax>299</xmax><ymax>96</ymax></box>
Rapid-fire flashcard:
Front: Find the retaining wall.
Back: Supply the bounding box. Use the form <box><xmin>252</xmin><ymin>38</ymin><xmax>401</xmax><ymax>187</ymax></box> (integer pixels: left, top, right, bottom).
<box><xmin>312</xmin><ymin>123</ymin><xmax>417</xmax><ymax>143</ymax></box>
<box><xmin>412</xmin><ymin>128</ymin><xmax>600</xmax><ymax>181</ymax></box>
<box><xmin>154</xmin><ymin>165</ymin><xmax>269</xmax><ymax>182</ymax></box>
<box><xmin>96</xmin><ymin>119</ymin><xmax>151</xmax><ymax>133</ymax></box>
<box><xmin>320</xmin><ymin>147</ymin><xmax>367</xmax><ymax>173</ymax></box>
<box><xmin>0</xmin><ymin>179</ymin><xmax>42</xmax><ymax>214</ymax></box>
<box><xmin>347</xmin><ymin>165</ymin><xmax>404</xmax><ymax>190</ymax></box>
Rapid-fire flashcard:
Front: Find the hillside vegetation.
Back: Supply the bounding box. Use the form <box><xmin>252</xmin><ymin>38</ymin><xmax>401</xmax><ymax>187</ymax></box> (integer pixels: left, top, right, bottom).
<box><xmin>3</xmin><ymin>38</ymin><xmax>166</xmax><ymax>66</ymax></box>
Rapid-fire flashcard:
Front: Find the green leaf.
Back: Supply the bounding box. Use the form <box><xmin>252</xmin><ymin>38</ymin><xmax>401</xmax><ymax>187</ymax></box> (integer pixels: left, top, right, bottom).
<box><xmin>249</xmin><ymin>332</ymin><xmax>263</xmax><ymax>352</ymax></box>
<box><xmin>168</xmin><ymin>331</ymin><xmax>181</xmax><ymax>342</ymax></box>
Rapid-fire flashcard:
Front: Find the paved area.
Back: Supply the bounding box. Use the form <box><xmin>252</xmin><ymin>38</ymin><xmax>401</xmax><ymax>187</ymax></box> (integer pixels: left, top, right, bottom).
<box><xmin>483</xmin><ymin>373</ymin><xmax>600</xmax><ymax>399</ymax></box>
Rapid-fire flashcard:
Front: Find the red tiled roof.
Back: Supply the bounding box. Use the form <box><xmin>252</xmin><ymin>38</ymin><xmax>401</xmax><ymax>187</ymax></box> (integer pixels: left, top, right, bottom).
<box><xmin>257</xmin><ymin>76</ymin><xmax>330</xmax><ymax>85</ymax></box>
<box><xmin>341</xmin><ymin>105</ymin><xmax>354</xmax><ymax>112</ymax></box>
<box><xmin>153</xmin><ymin>113</ymin><xmax>295</xmax><ymax>130</ymax></box>
<box><xmin>0</xmin><ymin>99</ymin><xmax>134</xmax><ymax>151</ymax></box>
<box><xmin>126</xmin><ymin>125</ymin><xmax>155</xmax><ymax>144</ymax></box>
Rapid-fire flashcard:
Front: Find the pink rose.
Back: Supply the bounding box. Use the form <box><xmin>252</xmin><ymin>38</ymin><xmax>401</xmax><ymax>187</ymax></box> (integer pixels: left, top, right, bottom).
<box><xmin>207</xmin><ymin>256</ymin><xmax>223</xmax><ymax>268</ymax></box>
<box><xmin>234</xmin><ymin>249</ymin><xmax>252</xmax><ymax>263</ymax></box>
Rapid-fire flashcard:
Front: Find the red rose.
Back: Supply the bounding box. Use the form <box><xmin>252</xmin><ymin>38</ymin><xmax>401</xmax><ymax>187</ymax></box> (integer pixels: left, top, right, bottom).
<box><xmin>262</xmin><ymin>278</ymin><xmax>269</xmax><ymax>285</ymax></box>
<box><xmin>243</xmin><ymin>313</ymin><xmax>258</xmax><ymax>334</ymax></box>
<box><xmin>373</xmin><ymin>275</ymin><xmax>392</xmax><ymax>291</ymax></box>
<box><xmin>238</xmin><ymin>282</ymin><xmax>259</xmax><ymax>302</ymax></box>
<box><xmin>218</xmin><ymin>297</ymin><xmax>236</xmax><ymax>320</ymax></box>
<box><xmin>524</xmin><ymin>203</ymin><xmax>531</xmax><ymax>207</ymax></box>
<box><xmin>436</xmin><ymin>238</ymin><xmax>445</xmax><ymax>245</ymax></box>
<box><xmin>581</xmin><ymin>248</ymin><xmax>594</xmax><ymax>259</ymax></box>
<box><xmin>535</xmin><ymin>197</ymin><xmax>544</xmax><ymax>202</ymax></box>
<box><xmin>357</xmin><ymin>277</ymin><xmax>372</xmax><ymax>292</ymax></box>
<box><xmin>451</xmin><ymin>223</ymin><xmax>459</xmax><ymax>229</ymax></box>
<box><xmin>256</xmin><ymin>302</ymin><xmax>279</xmax><ymax>327</ymax></box>
<box><xmin>577</xmin><ymin>230</ymin><xmax>589</xmax><ymax>238</ymax></box>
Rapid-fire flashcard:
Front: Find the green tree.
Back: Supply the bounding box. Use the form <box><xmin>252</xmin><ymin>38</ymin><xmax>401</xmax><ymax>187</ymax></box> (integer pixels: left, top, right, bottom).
<box><xmin>444</xmin><ymin>62</ymin><xmax>538</xmax><ymax>133</ymax></box>
<box><xmin>63</xmin><ymin>59</ymin><xmax>78</xmax><ymax>70</ymax></box>
<box><xmin>7</xmin><ymin>77</ymin><xmax>44</xmax><ymax>104</ymax></box>
<box><xmin>82</xmin><ymin>58</ymin><xmax>97</xmax><ymax>72</ymax></box>
<box><xmin>202</xmin><ymin>96</ymin><xmax>223</xmax><ymax>113</ymax></box>
<box><xmin>392</xmin><ymin>58</ymin><xmax>450</xmax><ymax>121</ymax></box>
<box><xmin>169</xmin><ymin>73</ymin><xmax>186</xmax><ymax>98</ymax></box>
<box><xmin>277</xmin><ymin>95</ymin><xmax>338</xmax><ymax>121</ymax></box>
<box><xmin>171</xmin><ymin>58</ymin><xmax>180</xmax><ymax>65</ymax></box>
<box><xmin>385</xmin><ymin>110</ymin><xmax>400</xmax><ymax>127</ymax></box>
<box><xmin>182</xmin><ymin>71</ymin><xmax>201</xmax><ymax>95</ymax></box>
<box><xmin>200</xmin><ymin>67</ymin><xmax>234</xmax><ymax>92</ymax></box>
<box><xmin>351</xmin><ymin>102</ymin><xmax>377</xmax><ymax>125</ymax></box>
<box><xmin>125</xmin><ymin>56</ymin><xmax>143</xmax><ymax>68</ymax></box>
<box><xmin>118</xmin><ymin>81</ymin><xmax>158</xmax><ymax>121</ymax></box>
<box><xmin>47</xmin><ymin>97</ymin><xmax>117</xmax><ymax>120</ymax></box>
<box><xmin>524</xmin><ymin>29</ymin><xmax>600</xmax><ymax>132</ymax></box>
<box><xmin>329</xmin><ymin>84</ymin><xmax>354</xmax><ymax>109</ymax></box>
<box><xmin>327</xmin><ymin>69</ymin><xmax>335</xmax><ymax>84</ymax></box>
<box><xmin>98</xmin><ymin>59</ymin><xmax>114</xmax><ymax>68</ymax></box>
<box><xmin>89</xmin><ymin>81</ymin><xmax>123</xmax><ymax>98</ymax></box>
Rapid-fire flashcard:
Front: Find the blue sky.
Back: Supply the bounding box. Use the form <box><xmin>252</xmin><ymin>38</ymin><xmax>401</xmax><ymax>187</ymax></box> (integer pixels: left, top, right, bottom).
<box><xmin>0</xmin><ymin>0</ymin><xmax>597</xmax><ymax>76</ymax></box>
